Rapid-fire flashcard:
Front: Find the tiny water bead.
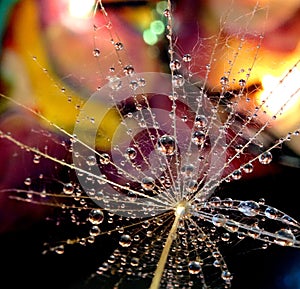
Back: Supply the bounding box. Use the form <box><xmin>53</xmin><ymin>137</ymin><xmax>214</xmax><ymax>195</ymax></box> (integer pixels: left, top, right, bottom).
<box><xmin>93</xmin><ymin>48</ymin><xmax>101</xmax><ymax>57</ymax></box>
<box><xmin>63</xmin><ymin>183</ymin><xmax>74</xmax><ymax>195</ymax></box>
<box><xmin>125</xmin><ymin>147</ymin><xmax>137</xmax><ymax>160</ymax></box>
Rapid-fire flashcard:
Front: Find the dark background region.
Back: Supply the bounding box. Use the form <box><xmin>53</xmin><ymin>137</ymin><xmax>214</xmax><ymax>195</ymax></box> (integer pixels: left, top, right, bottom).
<box><xmin>1</xmin><ymin>160</ymin><xmax>300</xmax><ymax>289</ymax></box>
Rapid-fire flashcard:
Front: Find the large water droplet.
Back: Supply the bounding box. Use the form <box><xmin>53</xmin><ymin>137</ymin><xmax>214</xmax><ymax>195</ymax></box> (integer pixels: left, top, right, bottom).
<box><xmin>119</xmin><ymin>234</ymin><xmax>132</xmax><ymax>247</ymax></box>
<box><xmin>157</xmin><ymin>135</ymin><xmax>176</xmax><ymax>156</ymax></box>
<box><xmin>63</xmin><ymin>183</ymin><xmax>74</xmax><ymax>195</ymax></box>
<box><xmin>259</xmin><ymin>151</ymin><xmax>272</xmax><ymax>164</ymax></box>
<box><xmin>274</xmin><ymin>229</ymin><xmax>295</xmax><ymax>246</ymax></box>
<box><xmin>238</xmin><ymin>200</ymin><xmax>260</xmax><ymax>216</ymax></box>
<box><xmin>89</xmin><ymin>209</ymin><xmax>104</xmax><ymax>225</ymax></box>
<box><xmin>212</xmin><ymin>214</ymin><xmax>227</xmax><ymax>227</ymax></box>
<box><xmin>141</xmin><ymin>177</ymin><xmax>155</xmax><ymax>191</ymax></box>
<box><xmin>188</xmin><ymin>261</ymin><xmax>201</xmax><ymax>274</ymax></box>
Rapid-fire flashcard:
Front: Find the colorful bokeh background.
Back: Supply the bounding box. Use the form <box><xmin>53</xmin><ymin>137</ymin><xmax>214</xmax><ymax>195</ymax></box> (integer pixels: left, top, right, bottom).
<box><xmin>1</xmin><ymin>1</ymin><xmax>300</xmax><ymax>289</ymax></box>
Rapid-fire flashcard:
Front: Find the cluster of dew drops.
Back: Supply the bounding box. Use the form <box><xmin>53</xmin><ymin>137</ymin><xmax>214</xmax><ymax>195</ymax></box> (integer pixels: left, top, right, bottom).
<box><xmin>4</xmin><ymin>2</ymin><xmax>300</xmax><ymax>289</ymax></box>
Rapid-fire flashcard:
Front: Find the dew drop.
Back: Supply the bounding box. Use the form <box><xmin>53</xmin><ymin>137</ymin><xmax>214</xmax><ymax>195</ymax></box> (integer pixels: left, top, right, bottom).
<box><xmin>55</xmin><ymin>245</ymin><xmax>64</xmax><ymax>254</ymax></box>
<box><xmin>243</xmin><ymin>163</ymin><xmax>254</xmax><ymax>173</ymax></box>
<box><xmin>130</xmin><ymin>257</ymin><xmax>139</xmax><ymax>267</ymax></box>
<box><xmin>181</xmin><ymin>164</ymin><xmax>194</xmax><ymax>178</ymax></box>
<box><xmin>220</xmin><ymin>76</ymin><xmax>229</xmax><ymax>86</ymax></box>
<box><xmin>259</xmin><ymin>151</ymin><xmax>272</xmax><ymax>164</ymax></box>
<box><xmin>24</xmin><ymin>177</ymin><xmax>32</xmax><ymax>186</ymax></box>
<box><xmin>274</xmin><ymin>229</ymin><xmax>295</xmax><ymax>246</ymax></box>
<box><xmin>169</xmin><ymin>59</ymin><xmax>181</xmax><ymax>71</ymax></box>
<box><xmin>238</xmin><ymin>79</ymin><xmax>246</xmax><ymax>87</ymax></box>
<box><xmin>123</xmin><ymin>65</ymin><xmax>135</xmax><ymax>76</ymax></box>
<box><xmin>63</xmin><ymin>183</ymin><xmax>74</xmax><ymax>195</ymax></box>
<box><xmin>141</xmin><ymin>177</ymin><xmax>155</xmax><ymax>191</ymax></box>
<box><xmin>172</xmin><ymin>74</ymin><xmax>185</xmax><ymax>88</ymax></box>
<box><xmin>212</xmin><ymin>214</ymin><xmax>226</xmax><ymax>227</ymax></box>
<box><xmin>163</xmin><ymin>8</ymin><xmax>170</xmax><ymax>17</ymax></box>
<box><xmin>108</xmin><ymin>76</ymin><xmax>122</xmax><ymax>91</ymax></box>
<box><xmin>188</xmin><ymin>261</ymin><xmax>201</xmax><ymax>274</ymax></box>
<box><xmin>264</xmin><ymin>207</ymin><xmax>278</xmax><ymax>219</ymax></box>
<box><xmin>33</xmin><ymin>154</ymin><xmax>41</xmax><ymax>164</ymax></box>
<box><xmin>100</xmin><ymin>153</ymin><xmax>110</xmax><ymax>165</ymax></box>
<box><xmin>119</xmin><ymin>234</ymin><xmax>132</xmax><ymax>247</ymax></box>
<box><xmin>125</xmin><ymin>147</ymin><xmax>137</xmax><ymax>160</ymax></box>
<box><xmin>93</xmin><ymin>48</ymin><xmax>101</xmax><ymax>57</ymax></box>
<box><xmin>89</xmin><ymin>225</ymin><xmax>101</xmax><ymax>236</ymax></box>
<box><xmin>157</xmin><ymin>135</ymin><xmax>176</xmax><ymax>156</ymax></box>
<box><xmin>182</xmin><ymin>54</ymin><xmax>192</xmax><ymax>62</ymax></box>
<box><xmin>221</xmin><ymin>270</ymin><xmax>232</xmax><ymax>281</ymax></box>
<box><xmin>231</xmin><ymin>169</ymin><xmax>242</xmax><ymax>180</ymax></box>
<box><xmin>89</xmin><ymin>209</ymin><xmax>104</xmax><ymax>225</ymax></box>
<box><xmin>192</xmin><ymin>131</ymin><xmax>206</xmax><ymax>146</ymax></box>
<box><xmin>238</xmin><ymin>200</ymin><xmax>260</xmax><ymax>216</ymax></box>
<box><xmin>86</xmin><ymin>155</ymin><xmax>97</xmax><ymax>166</ymax></box>
<box><xmin>194</xmin><ymin>115</ymin><xmax>208</xmax><ymax>128</ymax></box>
<box><xmin>114</xmin><ymin>42</ymin><xmax>124</xmax><ymax>51</ymax></box>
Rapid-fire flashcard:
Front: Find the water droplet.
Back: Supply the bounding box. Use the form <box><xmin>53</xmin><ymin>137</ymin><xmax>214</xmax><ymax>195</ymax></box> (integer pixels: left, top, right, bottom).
<box><xmin>182</xmin><ymin>54</ymin><xmax>192</xmax><ymax>62</ymax></box>
<box><xmin>55</xmin><ymin>245</ymin><xmax>64</xmax><ymax>254</ymax></box>
<box><xmin>188</xmin><ymin>261</ymin><xmax>201</xmax><ymax>274</ymax></box>
<box><xmin>63</xmin><ymin>183</ymin><xmax>74</xmax><ymax>195</ymax></box>
<box><xmin>157</xmin><ymin>135</ymin><xmax>176</xmax><ymax>156</ymax></box>
<box><xmin>169</xmin><ymin>59</ymin><xmax>181</xmax><ymax>71</ymax></box>
<box><xmin>212</xmin><ymin>214</ymin><xmax>227</xmax><ymax>227</ymax></box>
<box><xmin>125</xmin><ymin>147</ymin><xmax>137</xmax><ymax>160</ymax></box>
<box><xmin>129</xmin><ymin>80</ymin><xmax>138</xmax><ymax>90</ymax></box>
<box><xmin>238</xmin><ymin>79</ymin><xmax>246</xmax><ymax>87</ymax></box>
<box><xmin>259</xmin><ymin>151</ymin><xmax>272</xmax><ymax>164</ymax></box>
<box><xmin>141</xmin><ymin>177</ymin><xmax>155</xmax><ymax>191</ymax></box>
<box><xmin>108</xmin><ymin>76</ymin><xmax>122</xmax><ymax>91</ymax></box>
<box><xmin>243</xmin><ymin>163</ymin><xmax>254</xmax><ymax>173</ymax></box>
<box><xmin>114</xmin><ymin>42</ymin><xmax>124</xmax><ymax>51</ymax></box>
<box><xmin>192</xmin><ymin>131</ymin><xmax>206</xmax><ymax>146</ymax></box>
<box><xmin>130</xmin><ymin>257</ymin><xmax>139</xmax><ymax>267</ymax></box>
<box><xmin>181</xmin><ymin>164</ymin><xmax>194</xmax><ymax>178</ymax></box>
<box><xmin>89</xmin><ymin>209</ymin><xmax>104</xmax><ymax>225</ymax></box>
<box><xmin>238</xmin><ymin>200</ymin><xmax>260</xmax><ymax>216</ymax></box>
<box><xmin>185</xmin><ymin>179</ymin><xmax>198</xmax><ymax>193</ymax></box>
<box><xmin>231</xmin><ymin>169</ymin><xmax>242</xmax><ymax>180</ymax></box>
<box><xmin>86</xmin><ymin>155</ymin><xmax>97</xmax><ymax>166</ymax></box>
<box><xmin>100</xmin><ymin>153</ymin><xmax>110</xmax><ymax>165</ymax></box>
<box><xmin>221</xmin><ymin>270</ymin><xmax>232</xmax><ymax>281</ymax></box>
<box><xmin>93</xmin><ymin>48</ymin><xmax>101</xmax><ymax>57</ymax></box>
<box><xmin>33</xmin><ymin>154</ymin><xmax>41</xmax><ymax>164</ymax></box>
<box><xmin>274</xmin><ymin>229</ymin><xmax>295</xmax><ymax>246</ymax></box>
<box><xmin>220</xmin><ymin>76</ymin><xmax>229</xmax><ymax>86</ymax></box>
<box><xmin>119</xmin><ymin>234</ymin><xmax>132</xmax><ymax>247</ymax></box>
<box><xmin>264</xmin><ymin>207</ymin><xmax>278</xmax><ymax>219</ymax></box>
<box><xmin>172</xmin><ymin>74</ymin><xmax>185</xmax><ymax>88</ymax></box>
<box><xmin>123</xmin><ymin>65</ymin><xmax>135</xmax><ymax>76</ymax></box>
<box><xmin>24</xmin><ymin>177</ymin><xmax>32</xmax><ymax>186</ymax></box>
<box><xmin>195</xmin><ymin>115</ymin><xmax>208</xmax><ymax>128</ymax></box>
<box><xmin>89</xmin><ymin>225</ymin><xmax>101</xmax><ymax>236</ymax></box>
<box><xmin>163</xmin><ymin>8</ymin><xmax>170</xmax><ymax>17</ymax></box>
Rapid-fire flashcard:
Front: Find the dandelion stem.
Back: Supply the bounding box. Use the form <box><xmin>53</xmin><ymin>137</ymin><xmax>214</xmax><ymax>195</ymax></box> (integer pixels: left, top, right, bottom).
<box><xmin>149</xmin><ymin>204</ymin><xmax>186</xmax><ymax>289</ymax></box>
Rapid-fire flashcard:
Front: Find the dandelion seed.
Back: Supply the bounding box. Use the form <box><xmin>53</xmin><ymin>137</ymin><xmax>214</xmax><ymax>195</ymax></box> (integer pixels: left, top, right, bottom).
<box><xmin>1</xmin><ymin>1</ymin><xmax>300</xmax><ymax>289</ymax></box>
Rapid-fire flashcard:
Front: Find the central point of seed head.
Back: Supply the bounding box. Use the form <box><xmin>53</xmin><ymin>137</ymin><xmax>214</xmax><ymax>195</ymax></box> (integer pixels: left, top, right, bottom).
<box><xmin>175</xmin><ymin>200</ymin><xmax>190</xmax><ymax>217</ymax></box>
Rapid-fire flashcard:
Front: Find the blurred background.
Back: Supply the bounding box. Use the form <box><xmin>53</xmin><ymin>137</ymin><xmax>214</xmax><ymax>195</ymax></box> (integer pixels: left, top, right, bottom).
<box><xmin>1</xmin><ymin>0</ymin><xmax>300</xmax><ymax>288</ymax></box>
